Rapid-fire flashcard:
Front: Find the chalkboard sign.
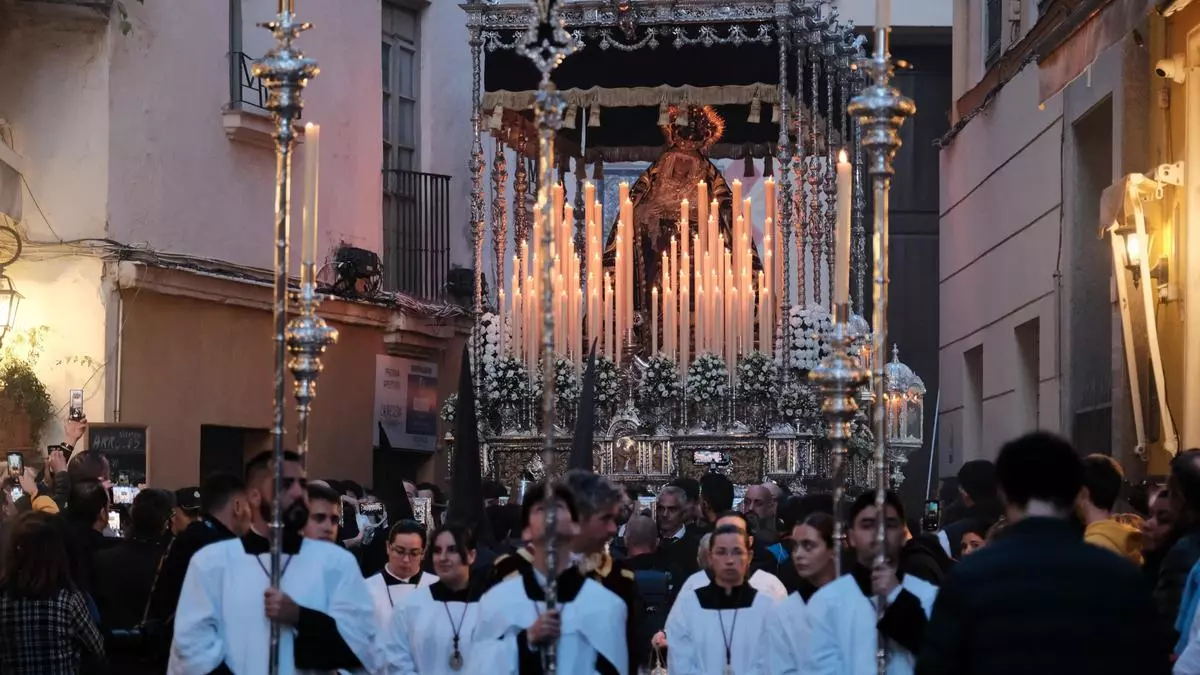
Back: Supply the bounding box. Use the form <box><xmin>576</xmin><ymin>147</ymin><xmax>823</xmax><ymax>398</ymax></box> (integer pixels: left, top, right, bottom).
<box><xmin>88</xmin><ymin>424</ymin><xmax>149</xmax><ymax>486</ymax></box>
<box><xmin>87</xmin><ymin>424</ymin><xmax>149</xmax><ymax>456</ymax></box>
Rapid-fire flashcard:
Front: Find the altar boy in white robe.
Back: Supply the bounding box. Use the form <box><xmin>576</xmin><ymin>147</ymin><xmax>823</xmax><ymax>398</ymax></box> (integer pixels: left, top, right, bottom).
<box><xmin>804</xmin><ymin>491</ymin><xmax>938</xmax><ymax>675</ymax></box>
<box><xmin>169</xmin><ymin>450</ymin><xmax>378</xmax><ymax>675</ymax></box>
<box><xmin>470</xmin><ymin>482</ymin><xmax>629</xmax><ymax>675</ymax></box>
<box><xmin>676</xmin><ymin>512</ymin><xmax>789</xmax><ymax>602</ymax></box>
<box><xmin>664</xmin><ymin>522</ymin><xmax>777</xmax><ymax>675</ymax></box>
<box><xmin>382</xmin><ymin>523</ymin><xmax>483</xmax><ymax>675</ymax></box>
<box><xmin>365</xmin><ymin>519</ymin><xmax>438</xmax><ymax>631</ymax></box>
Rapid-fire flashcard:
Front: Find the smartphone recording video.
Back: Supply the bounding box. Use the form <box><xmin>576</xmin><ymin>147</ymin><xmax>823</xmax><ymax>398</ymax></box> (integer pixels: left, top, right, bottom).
<box><xmin>5</xmin><ymin>452</ymin><xmax>22</xmax><ymax>480</ymax></box>
<box><xmin>68</xmin><ymin>388</ymin><xmax>84</xmax><ymax>422</ymax></box>
<box><xmin>112</xmin><ymin>485</ymin><xmax>140</xmax><ymax>505</ymax></box>
<box><xmin>921</xmin><ymin>499</ymin><xmax>941</xmax><ymax>533</ymax></box>
<box><xmin>107</xmin><ymin>509</ymin><xmax>122</xmax><ymax>535</ymax></box>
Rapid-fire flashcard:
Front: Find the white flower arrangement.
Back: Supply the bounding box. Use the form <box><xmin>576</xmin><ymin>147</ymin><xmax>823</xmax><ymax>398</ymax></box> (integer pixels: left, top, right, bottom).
<box><xmin>552</xmin><ymin>357</ymin><xmax>581</xmax><ymax>408</ymax></box>
<box><xmin>640</xmin><ymin>355</ymin><xmax>683</xmax><ymax>403</ymax></box>
<box><xmin>594</xmin><ymin>357</ymin><xmax>621</xmax><ymax>404</ymax></box>
<box><xmin>736</xmin><ymin>351</ymin><xmax>777</xmax><ymax>404</ymax></box>
<box><xmin>777</xmin><ymin>381</ymin><xmax>820</xmax><ymax>424</ymax></box>
<box><xmin>485</xmin><ymin>355</ymin><xmax>530</xmax><ymax>402</ymax></box>
<box><xmin>470</xmin><ymin>312</ymin><xmax>502</xmax><ymax>379</ymax></box>
<box><xmin>439</xmin><ymin>393</ymin><xmax>458</xmax><ymax>424</ymax></box>
<box><xmin>687</xmin><ymin>353</ymin><xmax>728</xmax><ymax>404</ymax></box>
<box><xmin>775</xmin><ymin>305</ymin><xmax>833</xmax><ymax>373</ymax></box>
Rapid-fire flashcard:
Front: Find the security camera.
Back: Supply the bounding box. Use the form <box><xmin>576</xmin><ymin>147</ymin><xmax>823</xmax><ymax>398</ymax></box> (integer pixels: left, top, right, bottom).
<box><xmin>1155</xmin><ymin>54</ymin><xmax>1187</xmax><ymax>84</ymax></box>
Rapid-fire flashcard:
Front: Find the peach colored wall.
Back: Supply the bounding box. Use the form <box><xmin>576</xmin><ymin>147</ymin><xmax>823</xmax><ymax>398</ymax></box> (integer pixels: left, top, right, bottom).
<box><xmin>105</xmin><ymin>0</ymin><xmax>383</xmax><ymax>272</ymax></box>
<box><xmin>117</xmin><ymin>288</ymin><xmax>387</xmax><ymax>489</ymax></box>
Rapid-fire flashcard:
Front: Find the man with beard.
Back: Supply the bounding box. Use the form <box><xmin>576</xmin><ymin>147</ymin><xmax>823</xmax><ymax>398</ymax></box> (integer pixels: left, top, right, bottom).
<box><xmin>169</xmin><ymin>451</ymin><xmax>377</xmax><ymax>674</ymax></box>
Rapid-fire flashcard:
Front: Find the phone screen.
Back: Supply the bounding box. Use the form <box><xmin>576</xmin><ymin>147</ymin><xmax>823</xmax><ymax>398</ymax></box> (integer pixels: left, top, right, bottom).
<box><xmin>921</xmin><ymin>499</ymin><xmax>941</xmax><ymax>532</ymax></box>
<box><xmin>112</xmin><ymin>486</ymin><xmax>139</xmax><ymax>505</ymax></box>
<box><xmin>69</xmin><ymin>389</ymin><xmax>85</xmax><ymax>421</ymax></box>
<box><xmin>5</xmin><ymin>452</ymin><xmax>22</xmax><ymax>479</ymax></box>
<box><xmin>107</xmin><ymin>509</ymin><xmax>122</xmax><ymax>534</ymax></box>
<box><xmin>9</xmin><ymin>486</ymin><xmax>22</xmax><ymax>502</ymax></box>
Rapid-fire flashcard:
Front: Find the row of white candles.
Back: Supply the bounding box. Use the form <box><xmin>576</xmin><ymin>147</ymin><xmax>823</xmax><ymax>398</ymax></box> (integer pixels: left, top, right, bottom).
<box><xmin>499</xmin><ymin>151</ymin><xmax>854</xmax><ymax>381</ymax></box>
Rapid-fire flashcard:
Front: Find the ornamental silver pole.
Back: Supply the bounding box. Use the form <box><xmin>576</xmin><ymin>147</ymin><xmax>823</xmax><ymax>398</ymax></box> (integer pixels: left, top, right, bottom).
<box><xmin>252</xmin><ymin>2</ymin><xmax>317</xmax><ymax>673</ymax></box>
<box><xmin>848</xmin><ymin>22</ymin><xmax>915</xmax><ymax>675</ymax></box>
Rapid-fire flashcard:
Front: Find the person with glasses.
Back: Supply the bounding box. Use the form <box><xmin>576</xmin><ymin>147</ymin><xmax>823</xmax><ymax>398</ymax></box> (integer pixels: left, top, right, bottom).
<box><xmin>169</xmin><ymin>450</ymin><xmax>378</xmax><ymax>675</ymax></box>
<box><xmin>382</xmin><ymin>523</ymin><xmax>482</xmax><ymax>674</ymax></box>
<box><xmin>366</xmin><ymin>520</ymin><xmax>438</xmax><ymax>633</ymax></box>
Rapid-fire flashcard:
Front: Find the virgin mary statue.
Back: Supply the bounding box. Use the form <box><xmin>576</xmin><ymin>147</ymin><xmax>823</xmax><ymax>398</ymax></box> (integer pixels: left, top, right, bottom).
<box><xmin>604</xmin><ymin>105</ymin><xmax>760</xmax><ymax>318</ymax></box>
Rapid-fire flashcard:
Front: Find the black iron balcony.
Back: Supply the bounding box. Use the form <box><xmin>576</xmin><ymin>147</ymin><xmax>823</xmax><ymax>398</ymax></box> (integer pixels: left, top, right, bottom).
<box><xmin>229</xmin><ymin>51</ymin><xmax>267</xmax><ymax>112</ymax></box>
<box><xmin>383</xmin><ymin>169</ymin><xmax>451</xmax><ymax>301</ymax></box>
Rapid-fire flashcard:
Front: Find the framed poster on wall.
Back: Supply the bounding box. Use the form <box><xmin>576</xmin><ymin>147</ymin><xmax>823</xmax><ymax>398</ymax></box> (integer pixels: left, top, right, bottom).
<box><xmin>373</xmin><ymin>355</ymin><xmax>439</xmax><ymax>452</ymax></box>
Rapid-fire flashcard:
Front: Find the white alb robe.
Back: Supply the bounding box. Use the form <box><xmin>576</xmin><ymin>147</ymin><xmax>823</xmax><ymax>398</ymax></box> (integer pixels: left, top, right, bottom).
<box><xmin>768</xmin><ymin>588</ymin><xmax>817</xmax><ymax>675</ymax></box>
<box><xmin>469</xmin><ymin>566</ymin><xmax>629</xmax><ymax>675</ymax></box>
<box><xmin>677</xmin><ymin>568</ymin><xmax>789</xmax><ymax>602</ymax></box>
<box><xmin>366</xmin><ymin>568</ymin><xmax>438</xmax><ymax>629</ymax></box>
<box><xmin>803</xmin><ymin>573</ymin><xmax>938</xmax><ymax>675</ymax></box>
<box><xmin>169</xmin><ymin>536</ymin><xmax>377</xmax><ymax>675</ymax></box>
<box><xmin>381</xmin><ymin>581</ymin><xmax>481</xmax><ymax>675</ymax></box>
<box><xmin>664</xmin><ymin>582</ymin><xmax>776</xmax><ymax>675</ymax></box>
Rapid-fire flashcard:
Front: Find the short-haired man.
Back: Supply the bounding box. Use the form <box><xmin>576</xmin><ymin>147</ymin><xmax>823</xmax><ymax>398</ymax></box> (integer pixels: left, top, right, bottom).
<box><xmin>472</xmin><ymin>483</ymin><xmax>628</xmax><ymax>674</ymax></box>
<box><xmin>564</xmin><ymin>470</ymin><xmax>642</xmax><ymax>675</ymax></box>
<box><xmin>148</xmin><ymin>471</ymin><xmax>252</xmax><ymax>646</ymax></box>
<box><xmin>63</xmin><ymin>479</ymin><xmax>117</xmax><ymax>594</ymax></box>
<box><xmin>1079</xmin><ymin>454</ymin><xmax>1142</xmax><ymax>564</ymax></box>
<box><xmin>171</xmin><ymin>487</ymin><xmax>202</xmax><ymax>535</ymax></box>
<box><xmin>807</xmin><ymin>490</ymin><xmax>938</xmax><ymax>675</ymax></box>
<box><xmin>304</xmin><ymin>483</ymin><xmax>342</xmax><ymax>544</ymax></box>
<box><xmin>656</xmin><ymin>484</ymin><xmax>705</xmax><ymax>580</ymax></box>
<box><xmin>916</xmin><ymin>432</ymin><xmax>1169</xmax><ymax>675</ymax></box>
<box><xmin>170</xmin><ymin>451</ymin><xmax>378</xmax><ymax>674</ymax></box>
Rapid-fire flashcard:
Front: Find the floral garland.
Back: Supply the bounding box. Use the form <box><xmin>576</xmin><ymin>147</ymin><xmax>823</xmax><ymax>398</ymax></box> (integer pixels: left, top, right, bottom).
<box><xmin>594</xmin><ymin>357</ymin><xmax>621</xmax><ymax>404</ymax></box>
<box><xmin>439</xmin><ymin>393</ymin><xmax>458</xmax><ymax>424</ymax></box>
<box><xmin>470</xmin><ymin>312</ymin><xmax>502</xmax><ymax>381</ymax></box>
<box><xmin>736</xmin><ymin>351</ymin><xmax>777</xmax><ymax>404</ymax></box>
<box><xmin>686</xmin><ymin>353</ymin><xmax>728</xmax><ymax>404</ymax></box>
<box><xmin>777</xmin><ymin>305</ymin><xmax>833</xmax><ymax>373</ymax></box>
<box><xmin>848</xmin><ymin>412</ymin><xmax>875</xmax><ymax>457</ymax></box>
<box><xmin>640</xmin><ymin>355</ymin><xmax>682</xmax><ymax>404</ymax></box>
<box><xmin>485</xmin><ymin>355</ymin><xmax>529</xmax><ymax>402</ymax></box>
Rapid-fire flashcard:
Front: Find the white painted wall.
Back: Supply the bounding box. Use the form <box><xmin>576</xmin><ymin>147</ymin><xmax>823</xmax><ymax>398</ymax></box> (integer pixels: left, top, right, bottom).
<box><xmin>0</xmin><ymin>14</ymin><xmax>113</xmax><ymax>440</ymax></box>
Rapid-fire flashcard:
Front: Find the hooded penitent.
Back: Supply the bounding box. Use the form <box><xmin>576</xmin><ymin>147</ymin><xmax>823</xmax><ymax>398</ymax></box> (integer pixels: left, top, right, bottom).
<box><xmin>569</xmin><ymin>340</ymin><xmax>598</xmax><ymax>472</ymax></box>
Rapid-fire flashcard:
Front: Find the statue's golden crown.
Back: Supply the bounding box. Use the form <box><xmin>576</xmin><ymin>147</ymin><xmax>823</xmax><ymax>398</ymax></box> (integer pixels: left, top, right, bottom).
<box><xmin>661</xmin><ymin>105</ymin><xmax>725</xmax><ymax>153</ymax></box>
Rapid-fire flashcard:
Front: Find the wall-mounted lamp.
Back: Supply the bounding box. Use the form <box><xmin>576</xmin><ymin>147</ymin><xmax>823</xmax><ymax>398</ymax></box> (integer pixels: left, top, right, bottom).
<box><xmin>0</xmin><ymin>273</ymin><xmax>21</xmax><ymax>347</ymax></box>
<box><xmin>1118</xmin><ymin>229</ymin><xmax>1170</xmax><ymax>290</ymax></box>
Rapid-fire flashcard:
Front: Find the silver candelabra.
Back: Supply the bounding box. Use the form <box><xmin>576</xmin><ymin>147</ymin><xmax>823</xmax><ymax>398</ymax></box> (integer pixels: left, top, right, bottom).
<box><xmin>252</xmin><ymin>2</ymin><xmax>331</xmax><ymax>673</ymax></box>
<box><xmin>847</xmin><ymin>21</ymin><xmax>916</xmax><ymax>675</ymax></box>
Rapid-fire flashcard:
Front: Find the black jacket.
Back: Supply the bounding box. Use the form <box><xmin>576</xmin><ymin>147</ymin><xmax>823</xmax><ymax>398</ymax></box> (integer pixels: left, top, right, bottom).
<box><xmin>915</xmin><ymin>517</ymin><xmax>1171</xmax><ymax>675</ymax></box>
<box><xmin>901</xmin><ymin>533</ymin><xmax>954</xmax><ymax>586</ymax></box>
<box><xmin>146</xmin><ymin>516</ymin><xmax>237</xmax><ymax>623</ymax></box>
<box><xmin>1153</xmin><ymin>526</ymin><xmax>1200</xmax><ymax>639</ymax></box>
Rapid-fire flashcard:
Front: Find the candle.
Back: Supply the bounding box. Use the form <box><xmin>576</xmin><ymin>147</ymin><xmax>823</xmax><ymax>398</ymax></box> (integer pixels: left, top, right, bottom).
<box><xmin>652</xmin><ymin>286</ymin><xmax>659</xmax><ymax>355</ymax></box>
<box><xmin>876</xmin><ymin>0</ymin><xmax>891</xmax><ymax>29</ymax></box>
<box><xmin>732</xmin><ymin>180</ymin><xmax>743</xmax><ymax>222</ymax></box>
<box><xmin>301</xmin><ymin>123</ymin><xmax>320</xmax><ymax>286</ymax></box>
<box><xmin>835</xmin><ymin>149</ymin><xmax>852</xmax><ymax>308</ymax></box>
<box><xmin>606</xmin><ymin>273</ymin><xmax>615</xmax><ymax>360</ymax></box>
<box><xmin>680</xmin><ymin>252</ymin><xmax>690</xmax><ymax>372</ymax></box>
<box><xmin>759</xmin><ymin>271</ymin><xmax>771</xmax><ymax>356</ymax></box>
<box><xmin>764</xmin><ymin>177</ymin><xmax>776</xmax><ymax>230</ymax></box>
<box><xmin>697</xmin><ymin>182</ymin><xmax>709</xmax><ymax>270</ymax></box>
<box><xmin>498</xmin><ymin>288</ymin><xmax>507</xmax><ymax>356</ymax></box>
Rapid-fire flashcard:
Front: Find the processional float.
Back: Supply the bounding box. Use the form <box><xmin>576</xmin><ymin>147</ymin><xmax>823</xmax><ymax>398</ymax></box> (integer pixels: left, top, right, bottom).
<box><xmin>456</xmin><ymin>1</ymin><xmax>916</xmax><ymax>673</ymax></box>
<box><xmin>255</xmin><ymin>1</ymin><xmax>338</xmax><ymax>673</ymax></box>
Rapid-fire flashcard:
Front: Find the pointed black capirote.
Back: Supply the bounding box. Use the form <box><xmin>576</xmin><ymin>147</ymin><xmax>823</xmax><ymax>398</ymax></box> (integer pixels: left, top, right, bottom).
<box><xmin>447</xmin><ymin>343</ymin><xmax>486</xmax><ymax>539</ymax></box>
<box><xmin>569</xmin><ymin>340</ymin><xmax>599</xmax><ymax>472</ymax></box>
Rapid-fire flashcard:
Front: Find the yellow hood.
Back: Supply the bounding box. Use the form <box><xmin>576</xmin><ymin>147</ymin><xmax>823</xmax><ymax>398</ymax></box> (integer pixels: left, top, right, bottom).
<box><xmin>1085</xmin><ymin>519</ymin><xmax>1143</xmax><ymax>565</ymax></box>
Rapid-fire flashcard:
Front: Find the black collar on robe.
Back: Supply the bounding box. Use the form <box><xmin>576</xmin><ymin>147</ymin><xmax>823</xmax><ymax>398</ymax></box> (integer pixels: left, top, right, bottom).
<box><xmin>695</xmin><ymin>580</ymin><xmax>758</xmax><ymax>609</ymax></box>
<box><xmin>430</xmin><ymin>579</ymin><xmax>485</xmax><ymax>603</ymax></box>
<box><xmin>383</xmin><ymin>566</ymin><xmax>423</xmax><ymax>586</ymax></box>
<box><xmin>518</xmin><ymin>561</ymin><xmax>587</xmax><ymax>602</ymax></box>
<box><xmin>850</xmin><ymin>560</ymin><xmax>905</xmax><ymax>599</ymax></box>
<box><xmin>241</xmin><ymin>528</ymin><xmax>303</xmax><ymax>555</ymax></box>
<box><xmin>791</xmin><ymin>578</ymin><xmax>818</xmax><ymax>603</ymax></box>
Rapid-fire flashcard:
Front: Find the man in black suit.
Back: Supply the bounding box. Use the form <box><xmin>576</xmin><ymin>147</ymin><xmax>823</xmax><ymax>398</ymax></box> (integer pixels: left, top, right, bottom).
<box><xmin>915</xmin><ymin>433</ymin><xmax>1170</xmax><ymax>675</ymax></box>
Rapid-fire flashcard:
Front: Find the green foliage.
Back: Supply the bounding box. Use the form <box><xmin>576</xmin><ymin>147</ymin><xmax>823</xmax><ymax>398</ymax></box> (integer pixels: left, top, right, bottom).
<box><xmin>0</xmin><ymin>327</ymin><xmax>53</xmax><ymax>447</ymax></box>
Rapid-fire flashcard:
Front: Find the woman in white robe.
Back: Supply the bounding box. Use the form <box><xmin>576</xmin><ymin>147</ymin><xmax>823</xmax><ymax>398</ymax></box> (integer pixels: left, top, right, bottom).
<box><xmin>366</xmin><ymin>520</ymin><xmax>438</xmax><ymax>631</ymax></box>
<box><xmin>382</xmin><ymin>523</ymin><xmax>482</xmax><ymax>675</ymax></box>
<box><xmin>677</xmin><ymin>512</ymin><xmax>789</xmax><ymax>601</ymax></box>
<box><xmin>664</xmin><ymin>523</ymin><xmax>777</xmax><ymax>675</ymax></box>
<box><xmin>768</xmin><ymin>512</ymin><xmax>839</xmax><ymax>675</ymax></box>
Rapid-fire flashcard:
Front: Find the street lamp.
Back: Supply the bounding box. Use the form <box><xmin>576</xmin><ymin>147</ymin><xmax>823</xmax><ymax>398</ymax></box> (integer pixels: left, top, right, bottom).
<box><xmin>0</xmin><ymin>273</ymin><xmax>21</xmax><ymax>347</ymax></box>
